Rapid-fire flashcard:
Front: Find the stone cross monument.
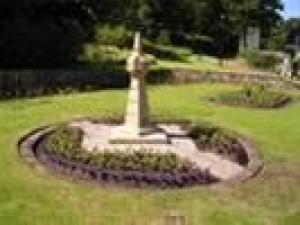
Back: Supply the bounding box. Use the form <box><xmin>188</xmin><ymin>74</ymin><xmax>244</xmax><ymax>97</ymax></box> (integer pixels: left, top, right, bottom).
<box><xmin>109</xmin><ymin>32</ymin><xmax>168</xmax><ymax>144</ymax></box>
<box><xmin>124</xmin><ymin>32</ymin><xmax>150</xmax><ymax>133</ymax></box>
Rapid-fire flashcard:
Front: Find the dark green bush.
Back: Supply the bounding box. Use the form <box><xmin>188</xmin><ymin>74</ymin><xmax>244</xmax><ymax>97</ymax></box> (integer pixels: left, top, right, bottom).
<box><xmin>211</xmin><ymin>85</ymin><xmax>291</xmax><ymax>108</ymax></box>
<box><xmin>241</xmin><ymin>50</ymin><xmax>282</xmax><ymax>71</ymax></box>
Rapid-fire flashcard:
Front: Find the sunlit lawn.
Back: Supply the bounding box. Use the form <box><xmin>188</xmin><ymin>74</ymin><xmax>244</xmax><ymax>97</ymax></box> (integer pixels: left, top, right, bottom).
<box><xmin>0</xmin><ymin>84</ymin><xmax>299</xmax><ymax>225</ymax></box>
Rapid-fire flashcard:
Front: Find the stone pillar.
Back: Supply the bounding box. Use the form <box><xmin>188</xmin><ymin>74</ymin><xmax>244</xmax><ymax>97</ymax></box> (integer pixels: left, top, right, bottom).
<box><xmin>281</xmin><ymin>54</ymin><xmax>292</xmax><ymax>78</ymax></box>
<box><xmin>246</xmin><ymin>27</ymin><xmax>260</xmax><ymax>50</ymax></box>
<box><xmin>239</xmin><ymin>31</ymin><xmax>245</xmax><ymax>53</ymax></box>
<box><xmin>239</xmin><ymin>26</ymin><xmax>260</xmax><ymax>53</ymax></box>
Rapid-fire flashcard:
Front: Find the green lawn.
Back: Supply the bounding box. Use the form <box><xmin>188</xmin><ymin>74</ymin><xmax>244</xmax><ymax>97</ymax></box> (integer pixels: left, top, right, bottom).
<box><xmin>0</xmin><ymin>84</ymin><xmax>299</xmax><ymax>225</ymax></box>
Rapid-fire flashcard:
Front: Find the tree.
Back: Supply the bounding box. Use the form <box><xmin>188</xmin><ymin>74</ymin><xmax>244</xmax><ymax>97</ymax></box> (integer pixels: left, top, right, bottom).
<box><xmin>0</xmin><ymin>0</ymin><xmax>95</xmax><ymax>68</ymax></box>
<box><xmin>0</xmin><ymin>0</ymin><xmax>285</xmax><ymax>67</ymax></box>
<box><xmin>268</xmin><ymin>18</ymin><xmax>300</xmax><ymax>51</ymax></box>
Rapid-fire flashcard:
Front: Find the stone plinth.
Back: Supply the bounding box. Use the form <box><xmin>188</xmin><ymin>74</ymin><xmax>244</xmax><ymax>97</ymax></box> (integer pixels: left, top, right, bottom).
<box><xmin>109</xmin><ymin>127</ymin><xmax>169</xmax><ymax>144</ymax></box>
<box><xmin>70</xmin><ymin>120</ymin><xmax>249</xmax><ymax>181</ymax></box>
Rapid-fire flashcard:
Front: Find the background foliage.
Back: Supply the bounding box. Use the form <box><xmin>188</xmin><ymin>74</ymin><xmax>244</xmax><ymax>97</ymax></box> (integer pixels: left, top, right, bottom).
<box><xmin>0</xmin><ymin>0</ymin><xmax>284</xmax><ymax>68</ymax></box>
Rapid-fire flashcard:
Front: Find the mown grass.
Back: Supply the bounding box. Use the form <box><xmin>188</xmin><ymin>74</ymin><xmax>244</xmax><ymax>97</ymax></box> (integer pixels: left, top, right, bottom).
<box><xmin>0</xmin><ymin>84</ymin><xmax>299</xmax><ymax>225</ymax></box>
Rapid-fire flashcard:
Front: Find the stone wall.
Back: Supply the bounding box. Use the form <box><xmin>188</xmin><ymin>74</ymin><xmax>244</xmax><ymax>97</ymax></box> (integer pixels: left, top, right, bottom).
<box><xmin>148</xmin><ymin>69</ymin><xmax>279</xmax><ymax>84</ymax></box>
<box><xmin>0</xmin><ymin>69</ymin><xmax>284</xmax><ymax>99</ymax></box>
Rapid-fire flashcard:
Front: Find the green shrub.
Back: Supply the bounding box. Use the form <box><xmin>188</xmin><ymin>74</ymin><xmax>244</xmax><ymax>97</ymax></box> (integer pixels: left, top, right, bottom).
<box><xmin>144</xmin><ymin>42</ymin><xmax>193</xmax><ymax>62</ymax></box>
<box><xmin>69</xmin><ymin>24</ymin><xmax>133</xmax><ymax>69</ymax></box>
<box><xmin>188</xmin><ymin>123</ymin><xmax>233</xmax><ymax>147</ymax></box>
<box><xmin>241</xmin><ymin>50</ymin><xmax>282</xmax><ymax>71</ymax></box>
<box><xmin>46</xmin><ymin>125</ymin><xmax>83</xmax><ymax>157</ymax></box>
<box><xmin>187</xmin><ymin>123</ymin><xmax>248</xmax><ymax>165</ymax></box>
<box><xmin>211</xmin><ymin>84</ymin><xmax>291</xmax><ymax>108</ymax></box>
<box><xmin>81</xmin><ymin>44</ymin><xmax>156</xmax><ymax>70</ymax></box>
<box><xmin>81</xmin><ymin>44</ymin><xmax>129</xmax><ymax>67</ymax></box>
<box><xmin>57</xmin><ymin>149</ymin><xmax>192</xmax><ymax>172</ymax></box>
<box><xmin>94</xmin><ymin>24</ymin><xmax>132</xmax><ymax>48</ymax></box>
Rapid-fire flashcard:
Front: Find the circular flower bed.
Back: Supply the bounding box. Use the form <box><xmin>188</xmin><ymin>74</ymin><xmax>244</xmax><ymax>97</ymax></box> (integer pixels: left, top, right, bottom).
<box><xmin>19</xmin><ymin>119</ymin><xmax>262</xmax><ymax>188</ymax></box>
<box><xmin>34</xmin><ymin>125</ymin><xmax>219</xmax><ymax>188</ymax></box>
<box><xmin>210</xmin><ymin>85</ymin><xmax>291</xmax><ymax>108</ymax></box>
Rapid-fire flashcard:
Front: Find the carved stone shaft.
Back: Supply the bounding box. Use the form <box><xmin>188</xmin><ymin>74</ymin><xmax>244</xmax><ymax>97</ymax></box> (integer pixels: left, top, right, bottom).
<box><xmin>125</xmin><ymin>73</ymin><xmax>149</xmax><ymax>134</ymax></box>
<box><xmin>124</xmin><ymin>32</ymin><xmax>150</xmax><ymax>135</ymax></box>
<box><xmin>109</xmin><ymin>32</ymin><xmax>168</xmax><ymax>144</ymax></box>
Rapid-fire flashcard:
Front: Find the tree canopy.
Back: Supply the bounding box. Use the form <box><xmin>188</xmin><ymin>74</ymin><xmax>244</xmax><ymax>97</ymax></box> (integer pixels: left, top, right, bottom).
<box><xmin>0</xmin><ymin>0</ymin><xmax>284</xmax><ymax>68</ymax></box>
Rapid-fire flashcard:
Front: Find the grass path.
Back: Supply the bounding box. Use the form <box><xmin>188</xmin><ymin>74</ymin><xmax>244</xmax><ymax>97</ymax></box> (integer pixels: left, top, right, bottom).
<box><xmin>0</xmin><ymin>84</ymin><xmax>299</xmax><ymax>225</ymax></box>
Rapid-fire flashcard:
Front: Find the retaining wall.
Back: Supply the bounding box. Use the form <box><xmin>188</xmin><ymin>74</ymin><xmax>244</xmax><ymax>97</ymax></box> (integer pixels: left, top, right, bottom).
<box><xmin>0</xmin><ymin>69</ymin><xmax>285</xmax><ymax>99</ymax></box>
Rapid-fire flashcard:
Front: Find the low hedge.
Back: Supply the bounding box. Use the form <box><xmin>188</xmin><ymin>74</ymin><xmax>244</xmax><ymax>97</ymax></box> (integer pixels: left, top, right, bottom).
<box><xmin>0</xmin><ymin>69</ymin><xmax>129</xmax><ymax>100</ymax></box>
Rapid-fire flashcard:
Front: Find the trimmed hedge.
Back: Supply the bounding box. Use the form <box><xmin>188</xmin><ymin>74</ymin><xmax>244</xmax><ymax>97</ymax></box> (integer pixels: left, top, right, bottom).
<box><xmin>0</xmin><ymin>70</ymin><xmax>129</xmax><ymax>99</ymax></box>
